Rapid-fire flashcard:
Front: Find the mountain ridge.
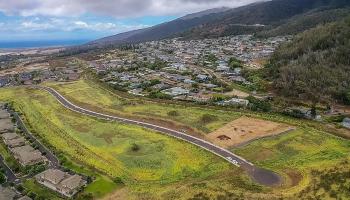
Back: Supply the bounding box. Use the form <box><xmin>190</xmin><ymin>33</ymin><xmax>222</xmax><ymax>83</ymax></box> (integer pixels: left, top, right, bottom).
<box><xmin>86</xmin><ymin>0</ymin><xmax>350</xmax><ymax>47</ymax></box>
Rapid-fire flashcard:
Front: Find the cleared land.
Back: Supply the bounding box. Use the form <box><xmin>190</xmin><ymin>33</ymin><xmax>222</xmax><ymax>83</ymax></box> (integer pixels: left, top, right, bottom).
<box><xmin>206</xmin><ymin>116</ymin><xmax>294</xmax><ymax>148</ymax></box>
<box><xmin>1</xmin><ymin>80</ymin><xmax>349</xmax><ymax>199</ymax></box>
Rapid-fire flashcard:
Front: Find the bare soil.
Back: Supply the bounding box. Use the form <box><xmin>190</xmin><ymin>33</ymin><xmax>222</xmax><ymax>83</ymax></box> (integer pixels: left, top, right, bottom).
<box><xmin>206</xmin><ymin>116</ymin><xmax>294</xmax><ymax>148</ymax></box>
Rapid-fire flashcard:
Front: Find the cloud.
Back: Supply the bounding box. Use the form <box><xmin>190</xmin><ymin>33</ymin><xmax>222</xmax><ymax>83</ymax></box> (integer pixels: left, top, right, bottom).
<box><xmin>0</xmin><ymin>0</ymin><xmax>262</xmax><ymax>18</ymax></box>
<box><xmin>0</xmin><ymin>18</ymin><xmax>148</xmax><ymax>34</ymax></box>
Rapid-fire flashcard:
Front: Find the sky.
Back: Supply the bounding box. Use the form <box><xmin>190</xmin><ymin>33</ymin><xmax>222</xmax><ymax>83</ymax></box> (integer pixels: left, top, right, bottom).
<box><xmin>0</xmin><ymin>0</ymin><xmax>261</xmax><ymax>42</ymax></box>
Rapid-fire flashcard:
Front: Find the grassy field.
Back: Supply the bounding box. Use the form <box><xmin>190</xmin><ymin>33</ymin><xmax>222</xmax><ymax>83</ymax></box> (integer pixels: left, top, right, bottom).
<box><xmin>1</xmin><ymin>80</ymin><xmax>349</xmax><ymax>199</ymax></box>
<box><xmin>0</xmin><ymin>86</ymin><xmax>250</xmax><ymax>199</ymax></box>
<box><xmin>233</xmin><ymin>128</ymin><xmax>350</xmax><ymax>198</ymax></box>
<box><xmin>45</xmin><ymin>79</ymin><xmax>350</xmax><ymax>139</ymax></box>
<box><xmin>45</xmin><ymin>80</ymin><xmax>242</xmax><ymax>133</ymax></box>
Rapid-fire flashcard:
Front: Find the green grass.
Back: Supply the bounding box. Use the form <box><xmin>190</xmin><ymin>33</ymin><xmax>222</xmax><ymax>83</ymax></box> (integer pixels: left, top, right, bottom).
<box><xmin>85</xmin><ymin>176</ymin><xmax>119</xmax><ymax>198</ymax></box>
<box><xmin>233</xmin><ymin>128</ymin><xmax>350</xmax><ymax>196</ymax></box>
<box><xmin>1</xmin><ymin>80</ymin><xmax>350</xmax><ymax>199</ymax></box>
<box><xmin>23</xmin><ymin>179</ymin><xmax>63</xmax><ymax>200</ymax></box>
<box><xmin>0</xmin><ymin>86</ymin><xmax>238</xmax><ymax>199</ymax></box>
<box><xmin>0</xmin><ymin>140</ymin><xmax>24</xmax><ymax>174</ymax></box>
<box><xmin>45</xmin><ymin>80</ymin><xmax>242</xmax><ymax>133</ymax></box>
<box><xmin>45</xmin><ymin>79</ymin><xmax>349</xmax><ymax>138</ymax></box>
<box><xmin>61</xmin><ymin>156</ymin><xmax>119</xmax><ymax>198</ymax></box>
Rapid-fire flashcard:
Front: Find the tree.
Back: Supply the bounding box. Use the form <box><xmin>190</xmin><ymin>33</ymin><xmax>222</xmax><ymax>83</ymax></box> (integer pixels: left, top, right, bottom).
<box><xmin>0</xmin><ymin>172</ymin><xmax>6</xmax><ymax>184</ymax></box>
<box><xmin>228</xmin><ymin>57</ymin><xmax>243</xmax><ymax>69</ymax></box>
<box><xmin>167</xmin><ymin>110</ymin><xmax>179</xmax><ymax>117</ymax></box>
<box><xmin>131</xmin><ymin>143</ymin><xmax>140</xmax><ymax>152</ymax></box>
<box><xmin>200</xmin><ymin>114</ymin><xmax>217</xmax><ymax>124</ymax></box>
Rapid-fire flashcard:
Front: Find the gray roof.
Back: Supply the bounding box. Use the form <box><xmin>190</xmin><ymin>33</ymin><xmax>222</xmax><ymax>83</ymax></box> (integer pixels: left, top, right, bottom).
<box><xmin>12</xmin><ymin>145</ymin><xmax>45</xmax><ymax>166</ymax></box>
<box><xmin>5</xmin><ymin>137</ymin><xmax>26</xmax><ymax>147</ymax></box>
<box><xmin>60</xmin><ymin>174</ymin><xmax>85</xmax><ymax>190</ymax></box>
<box><xmin>0</xmin><ymin>118</ymin><xmax>14</xmax><ymax>132</ymax></box>
<box><xmin>0</xmin><ymin>109</ymin><xmax>10</xmax><ymax>119</ymax></box>
<box><xmin>36</xmin><ymin>169</ymin><xmax>67</xmax><ymax>185</ymax></box>
<box><xmin>1</xmin><ymin>132</ymin><xmax>19</xmax><ymax>141</ymax></box>
<box><xmin>0</xmin><ymin>186</ymin><xmax>17</xmax><ymax>200</ymax></box>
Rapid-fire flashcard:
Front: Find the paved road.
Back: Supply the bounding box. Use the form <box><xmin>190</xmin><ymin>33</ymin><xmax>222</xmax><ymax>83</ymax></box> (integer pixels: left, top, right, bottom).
<box><xmin>11</xmin><ymin>111</ymin><xmax>60</xmax><ymax>168</ymax></box>
<box><xmin>37</xmin><ymin>86</ymin><xmax>281</xmax><ymax>186</ymax></box>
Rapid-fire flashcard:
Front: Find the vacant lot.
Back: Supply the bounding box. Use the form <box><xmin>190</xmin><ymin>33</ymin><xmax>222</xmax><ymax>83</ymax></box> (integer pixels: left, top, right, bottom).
<box><xmin>0</xmin><ymin>87</ymin><xmax>247</xmax><ymax>199</ymax></box>
<box><xmin>46</xmin><ymin>80</ymin><xmax>242</xmax><ymax>134</ymax></box>
<box><xmin>1</xmin><ymin>81</ymin><xmax>350</xmax><ymax>199</ymax></box>
<box><xmin>207</xmin><ymin>116</ymin><xmax>294</xmax><ymax>148</ymax></box>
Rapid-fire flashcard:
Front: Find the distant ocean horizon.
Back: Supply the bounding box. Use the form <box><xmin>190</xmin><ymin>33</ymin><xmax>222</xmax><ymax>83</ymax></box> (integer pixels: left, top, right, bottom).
<box><xmin>0</xmin><ymin>39</ymin><xmax>90</xmax><ymax>49</ymax></box>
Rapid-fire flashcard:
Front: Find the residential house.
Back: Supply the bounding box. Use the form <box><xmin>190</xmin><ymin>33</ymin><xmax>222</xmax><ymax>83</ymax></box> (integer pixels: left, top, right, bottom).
<box><xmin>11</xmin><ymin>145</ymin><xmax>46</xmax><ymax>166</ymax></box>
<box><xmin>0</xmin><ymin>118</ymin><xmax>14</xmax><ymax>133</ymax></box>
<box><xmin>36</xmin><ymin>169</ymin><xmax>87</xmax><ymax>198</ymax></box>
<box><xmin>0</xmin><ymin>186</ymin><xmax>18</xmax><ymax>200</ymax></box>
<box><xmin>161</xmin><ymin>87</ymin><xmax>190</xmax><ymax>96</ymax></box>
<box><xmin>217</xmin><ymin>98</ymin><xmax>249</xmax><ymax>107</ymax></box>
<box><xmin>4</xmin><ymin>137</ymin><xmax>26</xmax><ymax>148</ymax></box>
<box><xmin>342</xmin><ymin>118</ymin><xmax>350</xmax><ymax>129</ymax></box>
<box><xmin>1</xmin><ymin>132</ymin><xmax>19</xmax><ymax>140</ymax></box>
<box><xmin>0</xmin><ymin>76</ymin><xmax>9</xmax><ymax>87</ymax></box>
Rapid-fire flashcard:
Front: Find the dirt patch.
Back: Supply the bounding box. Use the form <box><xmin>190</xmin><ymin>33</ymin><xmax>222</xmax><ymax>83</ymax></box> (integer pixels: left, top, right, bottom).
<box><xmin>224</xmin><ymin>89</ymin><xmax>250</xmax><ymax>98</ymax></box>
<box><xmin>254</xmin><ymin>148</ymin><xmax>275</xmax><ymax>161</ymax></box>
<box><xmin>100</xmin><ymin>187</ymin><xmax>129</xmax><ymax>200</ymax></box>
<box><xmin>97</xmin><ymin>132</ymin><xmax>115</xmax><ymax>144</ymax></box>
<box><xmin>0</xmin><ymin>62</ymin><xmax>50</xmax><ymax>76</ymax></box>
<box><xmin>285</xmin><ymin>169</ymin><xmax>302</xmax><ymax>187</ymax></box>
<box><xmin>206</xmin><ymin>116</ymin><xmax>294</xmax><ymax>148</ymax></box>
<box><xmin>70</xmin><ymin>123</ymin><xmax>90</xmax><ymax>132</ymax></box>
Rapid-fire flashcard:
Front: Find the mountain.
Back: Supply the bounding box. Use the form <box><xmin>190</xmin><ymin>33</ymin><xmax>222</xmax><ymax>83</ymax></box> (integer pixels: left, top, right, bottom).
<box><xmin>255</xmin><ymin>7</ymin><xmax>350</xmax><ymax>37</ymax></box>
<box><xmin>88</xmin><ymin>8</ymin><xmax>230</xmax><ymax>46</ymax></box>
<box><xmin>265</xmin><ymin>16</ymin><xmax>350</xmax><ymax>105</ymax></box>
<box><xmin>180</xmin><ymin>0</ymin><xmax>350</xmax><ymax>39</ymax></box>
<box><xmin>87</xmin><ymin>0</ymin><xmax>350</xmax><ymax>47</ymax></box>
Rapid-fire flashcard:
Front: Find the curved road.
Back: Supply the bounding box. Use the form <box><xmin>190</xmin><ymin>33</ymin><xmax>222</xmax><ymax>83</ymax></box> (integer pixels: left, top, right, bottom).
<box><xmin>36</xmin><ymin>86</ymin><xmax>280</xmax><ymax>186</ymax></box>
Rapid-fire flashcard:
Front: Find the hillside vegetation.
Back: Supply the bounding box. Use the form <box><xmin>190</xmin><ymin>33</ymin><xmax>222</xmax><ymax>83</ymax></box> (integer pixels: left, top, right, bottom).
<box><xmin>179</xmin><ymin>0</ymin><xmax>350</xmax><ymax>39</ymax></box>
<box><xmin>265</xmin><ymin>17</ymin><xmax>350</xmax><ymax>105</ymax></box>
<box><xmin>256</xmin><ymin>8</ymin><xmax>350</xmax><ymax>38</ymax></box>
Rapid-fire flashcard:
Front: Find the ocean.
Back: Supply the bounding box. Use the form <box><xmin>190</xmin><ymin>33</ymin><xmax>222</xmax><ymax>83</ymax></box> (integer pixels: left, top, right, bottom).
<box><xmin>0</xmin><ymin>40</ymin><xmax>90</xmax><ymax>49</ymax></box>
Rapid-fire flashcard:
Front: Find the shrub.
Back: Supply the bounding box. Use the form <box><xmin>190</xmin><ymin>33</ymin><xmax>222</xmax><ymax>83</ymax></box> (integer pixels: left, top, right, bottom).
<box><xmin>167</xmin><ymin>110</ymin><xmax>179</xmax><ymax>117</ymax></box>
<box><xmin>246</xmin><ymin>96</ymin><xmax>271</xmax><ymax>112</ymax></box>
<box><xmin>0</xmin><ymin>173</ymin><xmax>6</xmax><ymax>184</ymax></box>
<box><xmin>113</xmin><ymin>177</ymin><xmax>124</xmax><ymax>184</ymax></box>
<box><xmin>131</xmin><ymin>143</ymin><xmax>140</xmax><ymax>152</ymax></box>
<box><xmin>200</xmin><ymin>114</ymin><xmax>217</xmax><ymax>124</ymax></box>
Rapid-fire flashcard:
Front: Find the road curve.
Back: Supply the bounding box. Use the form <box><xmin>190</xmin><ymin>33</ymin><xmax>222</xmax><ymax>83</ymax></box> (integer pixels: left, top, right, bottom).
<box><xmin>35</xmin><ymin>86</ymin><xmax>281</xmax><ymax>186</ymax></box>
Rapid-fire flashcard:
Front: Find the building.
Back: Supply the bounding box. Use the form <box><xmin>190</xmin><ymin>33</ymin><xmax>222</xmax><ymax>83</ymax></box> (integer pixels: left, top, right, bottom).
<box><xmin>0</xmin><ymin>186</ymin><xmax>17</xmax><ymax>200</ymax></box>
<box><xmin>161</xmin><ymin>87</ymin><xmax>190</xmax><ymax>96</ymax></box>
<box><xmin>35</xmin><ymin>169</ymin><xmax>87</xmax><ymax>198</ymax></box>
<box><xmin>0</xmin><ymin>118</ymin><xmax>14</xmax><ymax>133</ymax></box>
<box><xmin>1</xmin><ymin>132</ymin><xmax>19</xmax><ymax>141</ymax></box>
<box><xmin>342</xmin><ymin>118</ymin><xmax>350</xmax><ymax>129</ymax></box>
<box><xmin>4</xmin><ymin>137</ymin><xmax>26</xmax><ymax>148</ymax></box>
<box><xmin>0</xmin><ymin>109</ymin><xmax>10</xmax><ymax>119</ymax></box>
<box><xmin>11</xmin><ymin>145</ymin><xmax>46</xmax><ymax>166</ymax></box>
<box><xmin>217</xmin><ymin>98</ymin><xmax>250</xmax><ymax>107</ymax></box>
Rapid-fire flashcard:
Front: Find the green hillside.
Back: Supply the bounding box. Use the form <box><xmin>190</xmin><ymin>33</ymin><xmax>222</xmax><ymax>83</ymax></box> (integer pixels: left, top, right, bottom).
<box><xmin>265</xmin><ymin>17</ymin><xmax>350</xmax><ymax>105</ymax></box>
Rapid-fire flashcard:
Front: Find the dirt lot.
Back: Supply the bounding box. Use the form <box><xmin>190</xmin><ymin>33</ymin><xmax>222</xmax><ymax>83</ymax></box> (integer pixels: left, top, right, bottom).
<box><xmin>206</xmin><ymin>116</ymin><xmax>294</xmax><ymax>148</ymax></box>
<box><xmin>0</xmin><ymin>62</ymin><xmax>50</xmax><ymax>76</ymax></box>
<box><xmin>224</xmin><ymin>89</ymin><xmax>250</xmax><ymax>98</ymax></box>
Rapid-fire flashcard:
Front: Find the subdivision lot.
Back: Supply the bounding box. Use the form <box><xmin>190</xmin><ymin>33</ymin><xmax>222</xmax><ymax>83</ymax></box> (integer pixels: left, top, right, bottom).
<box><xmin>1</xmin><ymin>81</ymin><xmax>349</xmax><ymax>199</ymax></box>
<box><xmin>206</xmin><ymin>116</ymin><xmax>294</xmax><ymax>148</ymax></box>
